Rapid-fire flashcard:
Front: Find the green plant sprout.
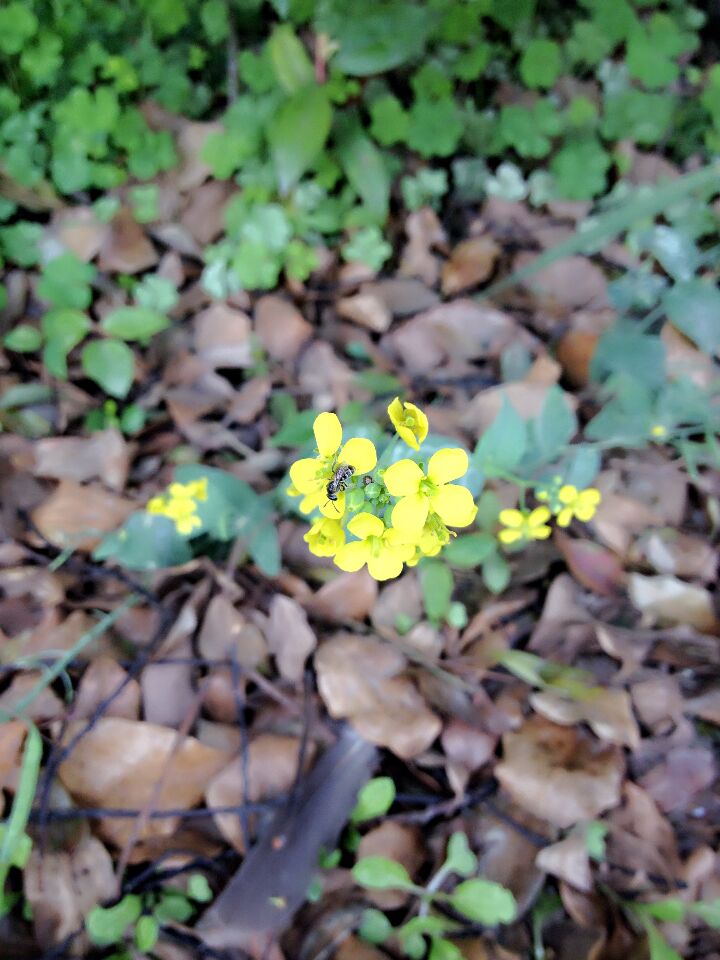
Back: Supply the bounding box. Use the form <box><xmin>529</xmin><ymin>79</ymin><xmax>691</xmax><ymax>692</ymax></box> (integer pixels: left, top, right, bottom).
<box><xmin>353</xmin><ymin>832</ymin><xmax>517</xmax><ymax>960</ymax></box>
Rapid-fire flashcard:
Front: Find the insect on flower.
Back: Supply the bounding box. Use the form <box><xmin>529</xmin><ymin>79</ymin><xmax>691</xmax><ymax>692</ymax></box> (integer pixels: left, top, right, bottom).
<box><xmin>325</xmin><ymin>462</ymin><xmax>355</xmax><ymax>512</ymax></box>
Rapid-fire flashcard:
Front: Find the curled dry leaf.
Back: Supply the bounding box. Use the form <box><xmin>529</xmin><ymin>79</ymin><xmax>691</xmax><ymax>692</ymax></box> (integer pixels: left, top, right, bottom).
<box><xmin>556</xmin><ymin>329</ymin><xmax>600</xmax><ymax>388</ymax></box>
<box><xmin>297</xmin><ymin>341</ymin><xmax>354</xmax><ymax>410</ymax></box>
<box><xmin>441</xmin><ymin>235</ymin><xmax>500</xmax><ymax>295</ymax></box>
<box><xmin>361</xmin><ymin>278</ymin><xmax>439</xmax><ymax>317</ymax></box>
<box><xmin>98</xmin><ymin>206</ymin><xmax>157</xmax><ymax>274</ymax></box>
<box><xmin>58</xmin><ymin>717</ymin><xmax>231</xmax><ymax>846</ymax></box>
<box><xmin>31</xmin><ymin>480</ymin><xmax>135</xmax><ymax>550</ymax></box>
<box><xmin>307</xmin><ymin>570</ymin><xmax>378</xmax><ymax>623</ymax></box>
<box><xmin>632</xmin><ymin>529</ymin><xmax>718</xmax><ymax>583</ymax></box>
<box><xmin>628</xmin><ymin>573</ymin><xmax>718</xmax><ymax>633</ymax></box>
<box><xmin>371</xmin><ymin>570</ymin><xmax>423</xmax><ymax>635</ymax></box>
<box><xmin>315</xmin><ymin>633</ymin><xmax>441</xmax><ymax>759</ymax></box>
<box><xmin>194</xmin><ymin>303</ymin><xmax>253</xmax><ymax>369</ymax></box>
<box><xmin>266</xmin><ymin>594</ymin><xmax>317</xmax><ymax>683</ymax></box>
<box><xmin>254</xmin><ymin>295</ymin><xmax>313</xmax><ymax>362</ymax></box>
<box><xmin>206</xmin><ymin>734</ymin><xmax>314</xmax><ymax>852</ymax></box>
<box><xmin>683</xmin><ymin>687</ymin><xmax>720</xmax><ymax>725</ymax></box>
<box><xmin>357</xmin><ymin>822</ymin><xmax>424</xmax><ymax>909</ymax></box>
<box><xmin>28</xmin><ymin>428</ymin><xmax>130</xmax><ymax>491</ymax></box>
<box><xmin>52</xmin><ymin>205</ymin><xmax>107</xmax><ymax>262</ymax></box>
<box><xmin>536</xmin><ymin>832</ymin><xmax>593</xmax><ymax>893</ymax></box>
<box><xmin>180</xmin><ymin>180</ymin><xmax>235</xmax><ymax>245</ymax></box>
<box><xmin>495</xmin><ymin>716</ymin><xmax>624</xmax><ymax>828</ymax></box>
<box><xmin>631</xmin><ymin>676</ymin><xmax>684</xmax><ymax>733</ymax></box>
<box><xmin>514</xmin><ymin>253</ymin><xmax>608</xmax><ymax>311</ymax></box>
<box><xmin>530</xmin><ymin>688</ymin><xmax>640</xmax><ymax>749</ymax></box>
<box><xmin>441</xmin><ymin>718</ymin><xmax>497</xmax><ymax>796</ymax></box>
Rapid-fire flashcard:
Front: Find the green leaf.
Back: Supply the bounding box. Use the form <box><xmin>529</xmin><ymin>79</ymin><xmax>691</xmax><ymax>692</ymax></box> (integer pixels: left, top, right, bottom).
<box><xmin>663</xmin><ymin>280</ymin><xmax>720</xmax><ymax>355</ymax></box>
<box><xmin>688</xmin><ymin>898</ymin><xmax>720</xmax><ymax>928</ymax></box>
<box><xmin>519</xmin><ymin>39</ymin><xmax>562</xmax><ymax>89</ymax></box>
<box><xmin>482</xmin><ymin>551</ymin><xmax>511</xmax><ymax>594</ymax></box>
<box><xmin>94</xmin><ymin>512</ymin><xmax>193</xmax><ymax>571</ymax></box>
<box><xmin>444</xmin><ymin>832</ymin><xmax>477</xmax><ymax>878</ymax></box>
<box><xmin>448</xmin><ymin>878</ymin><xmax>517</xmax><ymax>925</ymax></box>
<box><xmin>442</xmin><ymin>533</ymin><xmax>496</xmax><ymax>569</ymax></box>
<box><xmin>268</xmin><ymin>85</ymin><xmax>332</xmax><ymax>193</ymax></box>
<box><xmin>590</xmin><ymin>328</ymin><xmax>666</xmax><ymax>388</ymax></box>
<box><xmin>38</xmin><ymin>253</ymin><xmax>96</xmax><ymax>309</ymax></box>
<box><xmin>407</xmin><ymin>98</ymin><xmax>463</xmax><ymax>158</ymax></box>
<box><xmin>267</xmin><ymin>25</ymin><xmax>314</xmax><ymax>94</ymax></box>
<box><xmin>634</xmin><ymin>899</ymin><xmax>685</xmax><ymax>924</ymax></box>
<box><xmin>200</xmin><ymin>0</ymin><xmax>229</xmax><ymax>43</ymax></box>
<box><xmin>81</xmin><ymin>339</ymin><xmax>135</xmax><ymax>398</ymax></box>
<box><xmin>369</xmin><ymin>94</ymin><xmax>409</xmax><ymax>147</ymax></box>
<box><xmin>429</xmin><ymin>938</ymin><xmax>463</xmax><ymax>960</ymax></box>
<box><xmin>129</xmin><ymin>184</ymin><xmax>160</xmax><ymax>224</ymax></box>
<box><xmin>0</xmin><ymin>222</ymin><xmax>42</xmax><ymax>267</ymax></box>
<box><xmin>336</xmin><ymin>120</ymin><xmax>390</xmax><ymax>223</ymax></box>
<box><xmin>643</xmin><ymin>920</ymin><xmax>683</xmax><ymax>960</ymax></box>
<box><xmin>318</xmin><ymin>3</ymin><xmax>433</xmax><ymax>75</ymax></box>
<box><xmin>531</xmin><ymin>386</ymin><xmax>577</xmax><ymax>461</ymax></box>
<box><xmin>550</xmin><ymin>136</ymin><xmax>610</xmax><ymax>199</ymax></box>
<box><xmin>351</xmin><ymin>777</ymin><xmax>396</xmax><ymax>824</ymax></box>
<box><xmin>41</xmin><ymin>308</ymin><xmax>91</xmax><ymax>379</ymax></box>
<box><xmin>100</xmin><ymin>307</ymin><xmax>169</xmax><ymax>342</ymax></box>
<box><xmin>342</xmin><ymin>227</ymin><xmax>391</xmax><ymax>271</ymax></box>
<box><xmin>584</xmin><ymin>821</ymin><xmax>608</xmax><ymax>861</ymax></box>
<box><xmin>134</xmin><ymin>914</ymin><xmax>159</xmax><ymax>952</ymax></box>
<box><xmin>601</xmin><ymin>90</ymin><xmax>676</xmax><ymax>145</ymax></box>
<box><xmin>86</xmin><ymin>895</ymin><xmax>142</xmax><ymax>947</ymax></box>
<box><xmin>4</xmin><ymin>325</ymin><xmax>42</xmax><ymax>353</ymax></box>
<box><xmin>187</xmin><ymin>873</ymin><xmax>213</xmax><ymax>903</ymax></box>
<box><xmin>353</xmin><ymin>857</ymin><xmax>414</xmax><ymax>891</ymax></box>
<box><xmin>418</xmin><ymin>558</ymin><xmax>454</xmax><ymax>622</ymax></box>
<box><xmin>134</xmin><ymin>275</ymin><xmax>178</xmax><ymax>313</ymax></box>
<box><xmin>153</xmin><ymin>892</ymin><xmax>194</xmax><ymax>923</ymax></box>
<box><xmin>473</xmin><ymin>399</ymin><xmax>527</xmax><ymax>476</ymax></box>
<box><xmin>0</xmin><ymin>3</ymin><xmax>38</xmax><ymax>55</ymax></box>
<box><xmin>359</xmin><ymin>907</ymin><xmax>393</xmax><ymax>944</ymax></box>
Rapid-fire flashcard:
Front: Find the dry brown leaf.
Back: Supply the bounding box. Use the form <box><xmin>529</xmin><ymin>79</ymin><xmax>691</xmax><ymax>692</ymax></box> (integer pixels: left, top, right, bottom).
<box><xmin>307</xmin><ymin>570</ymin><xmax>378</xmax><ymax>623</ymax></box>
<box><xmin>399</xmin><ymin>207</ymin><xmax>447</xmax><ymax>285</ymax></box>
<box><xmin>0</xmin><ymin>671</ymin><xmax>64</xmax><ymax>723</ymax></box>
<box><xmin>684</xmin><ymin>687</ymin><xmax>720</xmax><ymax>725</ymax></box>
<box><xmin>495</xmin><ymin>716</ymin><xmax>624</xmax><ymax>828</ymax></box>
<box><xmin>357</xmin><ymin>822</ymin><xmax>424</xmax><ymax>908</ymax></box>
<box><xmin>628</xmin><ymin>573</ymin><xmax>718</xmax><ymax>633</ymax></box>
<box><xmin>631</xmin><ymin>676</ymin><xmax>684</xmax><ymax>733</ymax></box>
<box><xmin>297</xmin><ymin>340</ymin><xmax>354</xmax><ymax>409</ymax></box>
<box><xmin>229</xmin><ymin>376</ymin><xmax>272</xmax><ymax>424</ymax></box>
<box><xmin>52</xmin><ymin>206</ymin><xmax>107</xmax><ymax>262</ymax></box>
<box><xmin>31</xmin><ymin>480</ymin><xmax>135</xmax><ymax>550</ymax></box>
<box><xmin>606</xmin><ymin>781</ymin><xmax>682</xmax><ymax>889</ymax></box>
<box><xmin>336</xmin><ymin>292</ymin><xmax>392</xmax><ymax>333</ymax></box>
<box><xmin>175</xmin><ymin>120</ymin><xmax>223</xmax><ymax>191</ymax></box>
<box><xmin>514</xmin><ymin>253</ymin><xmax>608</xmax><ymax>311</ymax></box>
<box><xmin>23</xmin><ymin>835</ymin><xmax>115</xmax><ymax>953</ymax></box>
<box><xmin>254</xmin><ymin>294</ymin><xmax>313</xmax><ymax>362</ymax></box>
<box><xmin>631</xmin><ymin>529</ymin><xmax>717</xmax><ymax>583</ymax></box>
<box><xmin>70</xmin><ymin>656</ymin><xmax>140</xmax><ymax>722</ymax></box>
<box><xmin>205</xmin><ymin>734</ymin><xmax>313</xmax><ymax>851</ymax></box>
<box><xmin>315</xmin><ymin>633</ymin><xmax>441</xmax><ymax>759</ymax></box>
<box><xmin>371</xmin><ymin>570</ymin><xmax>423</xmax><ymax>634</ymax></box>
<box><xmin>27</xmin><ymin>428</ymin><xmax>129</xmax><ymax>491</ymax></box>
<box><xmin>441</xmin><ymin>236</ymin><xmax>500</xmax><ymax>295</ymax></box>
<box><xmin>441</xmin><ymin>719</ymin><xmax>496</xmax><ymax>795</ymax></box>
<box><xmin>536</xmin><ymin>832</ymin><xmax>593</xmax><ymax>893</ymax></box>
<box><xmin>97</xmin><ymin>207</ymin><xmax>157</xmax><ymax>273</ymax></box>
<box><xmin>554</xmin><ymin>533</ymin><xmax>625</xmax><ymax>597</ymax></box>
<box><xmin>198</xmin><ymin>593</ymin><xmax>268</xmax><ymax>667</ymax></box>
<box><xmin>180</xmin><ymin>180</ymin><xmax>234</xmax><ymax>244</ymax></box>
<box><xmin>58</xmin><ymin>717</ymin><xmax>231</xmax><ymax>846</ymax></box>
<box><xmin>530</xmin><ymin>688</ymin><xmax>640</xmax><ymax>749</ymax></box>
<box><xmin>194</xmin><ymin>303</ymin><xmax>253</xmax><ymax>369</ymax></box>
<box><xmin>0</xmin><ymin>720</ymin><xmax>25</xmax><ymax>791</ymax></box>
<box><xmin>555</xmin><ymin>330</ymin><xmax>598</xmax><ymax>388</ymax></box>
<box><xmin>461</xmin><ymin>381</ymin><xmax>575</xmax><ymax>439</ymax></box>
<box><xmin>361</xmin><ymin>278</ymin><xmax>439</xmax><ymax>317</ymax></box>
<box><xmin>266</xmin><ymin>594</ymin><xmax>317</xmax><ymax>683</ymax></box>
<box><xmin>0</xmin><ymin>564</ymin><xmax>64</xmax><ymax>606</ymax></box>
<box><xmin>639</xmin><ymin>746</ymin><xmax>716</xmax><ymax>814</ymax></box>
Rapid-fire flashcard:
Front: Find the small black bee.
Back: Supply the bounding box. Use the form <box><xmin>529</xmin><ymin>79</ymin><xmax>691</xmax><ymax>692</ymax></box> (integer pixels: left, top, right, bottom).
<box><xmin>325</xmin><ymin>463</ymin><xmax>355</xmax><ymax>511</ymax></box>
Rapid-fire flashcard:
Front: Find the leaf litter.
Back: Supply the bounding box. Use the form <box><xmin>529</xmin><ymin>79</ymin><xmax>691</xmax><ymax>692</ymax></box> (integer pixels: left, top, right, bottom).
<box><xmin>0</xmin><ymin>126</ymin><xmax>717</xmax><ymax>960</ymax></box>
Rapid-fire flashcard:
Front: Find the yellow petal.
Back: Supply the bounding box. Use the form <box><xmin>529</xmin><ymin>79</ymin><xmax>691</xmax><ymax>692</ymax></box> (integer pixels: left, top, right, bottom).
<box><xmin>387</xmin><ymin>397</ymin><xmax>404</xmax><ymax>427</ymax></box>
<box><xmin>367</xmin><ymin>549</ymin><xmax>405</xmax><ymax>581</ymax></box>
<box><xmin>558</xmin><ymin>485</ymin><xmax>578</xmax><ymax>505</ymax></box>
<box><xmin>299</xmin><ymin>490</ymin><xmax>323</xmax><ymax>514</ymax></box>
<box><xmin>391</xmin><ymin>493</ymin><xmax>429</xmax><ymax>532</ymax></box>
<box><xmin>428</xmin><ymin>447</ymin><xmax>468</xmax><ymax>485</ymax></box>
<box><xmin>574</xmin><ymin>500</ymin><xmax>599</xmax><ymax>522</ymax></box>
<box><xmin>498</xmin><ymin>508</ymin><xmax>524</xmax><ymax>528</ymax></box>
<box><xmin>396</xmin><ymin>424</ymin><xmax>420</xmax><ymax>451</ymax></box>
<box><xmin>556</xmin><ymin>507</ymin><xmax>573</xmax><ymax>527</ymax></box>
<box><xmin>531</xmin><ymin>525</ymin><xmax>552</xmax><ymax>540</ymax></box>
<box><xmin>320</xmin><ymin>491</ymin><xmax>345</xmax><ymax>519</ymax></box>
<box><xmin>290</xmin><ymin>457</ymin><xmax>324</xmax><ymax>494</ymax></box>
<box><xmin>176</xmin><ymin>514</ymin><xmax>201</xmax><ymax>535</ymax></box>
<box><xmin>347</xmin><ymin>512</ymin><xmax>384</xmax><ymax>540</ymax></box>
<box><xmin>409</xmin><ymin>404</ymin><xmax>429</xmax><ymax>445</ymax></box>
<box><xmin>147</xmin><ymin>496</ymin><xmax>166</xmax><ymax>515</ymax></box>
<box><xmin>499</xmin><ymin>528</ymin><xmax>522</xmax><ymax>545</ymax></box>
<box><xmin>383</xmin><ymin>459</ymin><xmax>424</xmax><ymax>496</ymax></box>
<box><xmin>528</xmin><ymin>506</ymin><xmax>551</xmax><ymax>527</ymax></box>
<box><xmin>313</xmin><ymin>412</ymin><xmax>342</xmax><ymax>458</ymax></box>
<box><xmin>430</xmin><ymin>484</ymin><xmax>477</xmax><ymax>528</ymax></box>
<box><xmin>339</xmin><ymin>437</ymin><xmax>377</xmax><ymax>473</ymax></box>
<box><xmin>169</xmin><ymin>482</ymin><xmax>194</xmax><ymax>499</ymax></box>
<box><xmin>335</xmin><ymin>540</ymin><xmax>370</xmax><ymax>572</ymax></box>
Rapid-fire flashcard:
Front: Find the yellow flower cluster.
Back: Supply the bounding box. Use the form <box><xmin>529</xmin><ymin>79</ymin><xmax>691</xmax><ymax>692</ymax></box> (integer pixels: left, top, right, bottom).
<box><xmin>147</xmin><ymin>479</ymin><xmax>208</xmax><ymax>535</ymax></box>
<box><xmin>498</xmin><ymin>484</ymin><xmax>601</xmax><ymax>546</ymax></box>
<box><xmin>294</xmin><ymin>400</ymin><xmax>476</xmax><ymax>580</ymax></box>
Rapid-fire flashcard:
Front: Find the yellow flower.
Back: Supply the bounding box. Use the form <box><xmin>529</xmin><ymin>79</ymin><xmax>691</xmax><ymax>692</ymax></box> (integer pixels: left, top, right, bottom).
<box><xmin>650</xmin><ymin>424</ymin><xmax>668</xmax><ymax>440</ymax></box>
<box><xmin>289</xmin><ymin>412</ymin><xmax>377</xmax><ymax>519</ymax></box>
<box><xmin>146</xmin><ymin>478</ymin><xmax>207</xmax><ymax>536</ymax></box>
<box><xmin>304</xmin><ymin>518</ymin><xmax>345</xmax><ymax>557</ymax></box>
<box><xmin>498</xmin><ymin>507</ymin><xmax>552</xmax><ymax>545</ymax></box>
<box><xmin>388</xmin><ymin>397</ymin><xmax>429</xmax><ymax>451</ymax></box>
<box><xmin>334</xmin><ymin>513</ymin><xmax>415</xmax><ymax>581</ymax></box>
<box><xmin>384</xmin><ymin>448</ymin><xmax>477</xmax><ymax>534</ymax></box>
<box><xmin>555</xmin><ymin>486</ymin><xmax>601</xmax><ymax>528</ymax></box>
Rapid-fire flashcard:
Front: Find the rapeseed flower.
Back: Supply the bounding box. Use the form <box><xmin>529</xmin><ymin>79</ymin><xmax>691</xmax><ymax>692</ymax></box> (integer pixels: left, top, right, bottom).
<box><xmin>304</xmin><ymin>518</ymin><xmax>345</xmax><ymax>557</ymax></box>
<box><xmin>650</xmin><ymin>423</ymin><xmax>668</xmax><ymax>440</ymax></box>
<box><xmin>147</xmin><ymin>478</ymin><xmax>208</xmax><ymax>535</ymax></box>
<box><xmin>497</xmin><ymin>507</ymin><xmax>552</xmax><ymax>545</ymax></box>
<box><xmin>289</xmin><ymin>412</ymin><xmax>376</xmax><ymax>518</ymax></box>
<box><xmin>388</xmin><ymin>397</ymin><xmax>428</xmax><ymax>451</ymax></box>
<box><xmin>334</xmin><ymin>512</ymin><xmax>415</xmax><ymax>581</ymax></box>
<box><xmin>554</xmin><ymin>485</ymin><xmax>601</xmax><ymax>527</ymax></box>
<box><xmin>384</xmin><ymin>448</ymin><xmax>476</xmax><ymax>534</ymax></box>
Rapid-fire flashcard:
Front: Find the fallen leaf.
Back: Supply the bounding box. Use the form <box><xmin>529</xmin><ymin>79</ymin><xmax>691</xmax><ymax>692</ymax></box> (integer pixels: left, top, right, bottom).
<box><xmin>556</xmin><ymin>329</ymin><xmax>600</xmax><ymax>388</ymax></box>
<box><xmin>180</xmin><ymin>180</ymin><xmax>235</xmax><ymax>244</ymax></box>
<box><xmin>606</xmin><ymin>782</ymin><xmax>682</xmax><ymax>888</ymax></box>
<box><xmin>683</xmin><ymin>687</ymin><xmax>720</xmax><ymax>725</ymax></box>
<box><xmin>229</xmin><ymin>376</ymin><xmax>272</xmax><ymax>424</ymax></box>
<box><xmin>0</xmin><ymin>671</ymin><xmax>65</xmax><ymax>723</ymax></box>
<box><xmin>361</xmin><ymin>278</ymin><xmax>439</xmax><ymax>317</ymax></box>
<box><xmin>628</xmin><ymin>573</ymin><xmax>718</xmax><ymax>633</ymax></box>
<box><xmin>357</xmin><ymin>822</ymin><xmax>424</xmax><ymax>908</ymax></box>
<box><xmin>371</xmin><ymin>570</ymin><xmax>423</xmax><ymax>634</ymax></box>
<box><xmin>536</xmin><ymin>832</ymin><xmax>593</xmax><ymax>893</ymax></box>
<box><xmin>297</xmin><ymin>341</ymin><xmax>354</xmax><ymax>410</ymax></box>
<box><xmin>254</xmin><ymin>295</ymin><xmax>313</xmax><ymax>362</ymax></box>
<box><xmin>266</xmin><ymin>594</ymin><xmax>317</xmax><ymax>683</ymax></box>
<box><xmin>631</xmin><ymin>676</ymin><xmax>684</xmax><ymax>734</ymax></box>
<box><xmin>27</xmin><ymin>428</ymin><xmax>130</xmax><ymax>491</ymax></box>
<box><xmin>399</xmin><ymin>207</ymin><xmax>447</xmax><ymax>286</ymax></box>
<box><xmin>441</xmin><ymin>719</ymin><xmax>496</xmax><ymax>796</ymax></box>
<box><xmin>194</xmin><ymin>303</ymin><xmax>253</xmax><ymax>369</ymax></box>
<box><xmin>315</xmin><ymin>633</ymin><xmax>441</xmax><ymax>759</ymax></box>
<box><xmin>98</xmin><ymin>207</ymin><xmax>158</xmax><ymax>273</ymax></box>
<box><xmin>461</xmin><ymin>381</ymin><xmax>576</xmax><ymax>439</ymax></box>
<box><xmin>198</xmin><ymin>593</ymin><xmax>268</xmax><ymax>667</ymax></box>
<box><xmin>52</xmin><ymin>206</ymin><xmax>107</xmax><ymax>262</ymax></box>
<box><xmin>495</xmin><ymin>716</ymin><xmax>624</xmax><ymax>828</ymax></box>
<box><xmin>0</xmin><ymin>720</ymin><xmax>25</xmax><ymax>790</ymax></box>
<box><xmin>514</xmin><ymin>253</ymin><xmax>608</xmax><ymax>311</ymax></box>
<box><xmin>32</xmin><ymin>480</ymin><xmax>135</xmax><ymax>550</ymax></box>
<box><xmin>639</xmin><ymin>746</ymin><xmax>716</xmax><ymax>814</ymax></box>
<box><xmin>206</xmin><ymin>734</ymin><xmax>313</xmax><ymax>852</ymax></box>
<box><xmin>58</xmin><ymin>717</ymin><xmax>230</xmax><ymax>846</ymax></box>
<box><xmin>631</xmin><ymin>529</ymin><xmax>718</xmax><ymax>583</ymax></box>
<box><xmin>70</xmin><ymin>656</ymin><xmax>141</xmax><ymax>722</ymax></box>
<box><xmin>336</xmin><ymin>292</ymin><xmax>392</xmax><ymax>333</ymax></box>
<box><xmin>554</xmin><ymin>533</ymin><xmax>626</xmax><ymax>597</ymax></box>
<box><xmin>441</xmin><ymin>235</ymin><xmax>500</xmax><ymax>295</ymax></box>
<box><xmin>530</xmin><ymin>688</ymin><xmax>640</xmax><ymax>749</ymax></box>
<box><xmin>307</xmin><ymin>570</ymin><xmax>378</xmax><ymax>623</ymax></box>
<box><xmin>175</xmin><ymin>120</ymin><xmax>223</xmax><ymax>191</ymax></box>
